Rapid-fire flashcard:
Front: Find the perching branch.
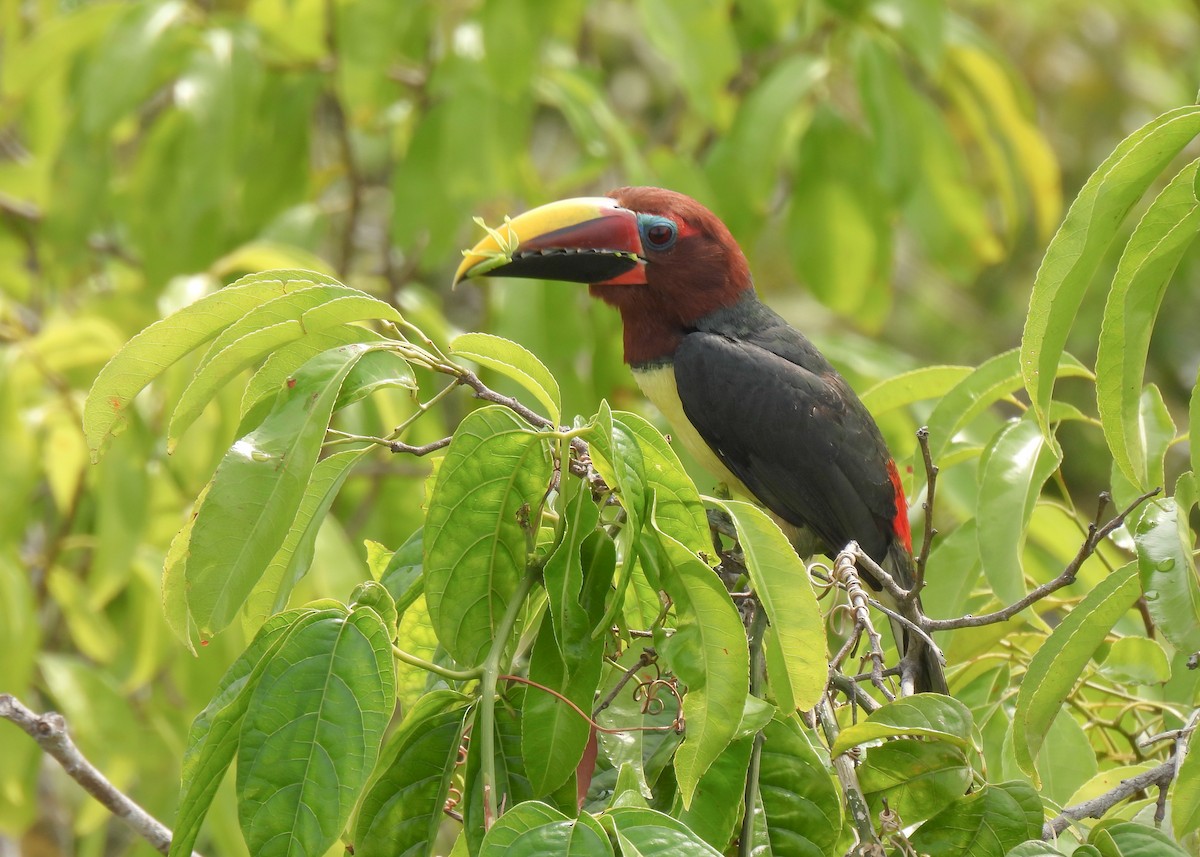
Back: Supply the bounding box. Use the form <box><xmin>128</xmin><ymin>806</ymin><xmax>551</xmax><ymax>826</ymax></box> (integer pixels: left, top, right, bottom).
<box><xmin>926</xmin><ymin>487</ymin><xmax>1160</xmax><ymax>632</ymax></box>
<box><xmin>817</xmin><ymin>695</ymin><xmax>882</xmax><ymax>853</ymax></box>
<box><xmin>0</xmin><ymin>694</ymin><xmax>203</xmax><ymax>857</ymax></box>
<box><xmin>1042</xmin><ymin>759</ymin><xmax>1175</xmax><ymax>838</ymax></box>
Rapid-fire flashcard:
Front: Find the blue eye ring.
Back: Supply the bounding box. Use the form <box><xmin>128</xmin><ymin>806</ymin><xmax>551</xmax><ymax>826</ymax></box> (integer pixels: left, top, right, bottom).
<box><xmin>638</xmin><ymin>214</ymin><xmax>678</xmax><ymax>251</ymax></box>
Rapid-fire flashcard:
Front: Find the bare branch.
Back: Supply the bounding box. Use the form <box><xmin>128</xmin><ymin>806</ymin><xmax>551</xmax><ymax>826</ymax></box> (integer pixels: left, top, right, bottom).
<box><xmin>928</xmin><ymin>488</ymin><xmax>1161</xmax><ymax>632</ymax></box>
<box><xmin>911</xmin><ymin>426</ymin><xmax>938</xmax><ymax>601</ymax></box>
<box><xmin>0</xmin><ymin>694</ymin><xmax>202</xmax><ymax>857</ymax></box>
<box><xmin>1042</xmin><ymin>760</ymin><xmax>1174</xmax><ymax>838</ymax></box>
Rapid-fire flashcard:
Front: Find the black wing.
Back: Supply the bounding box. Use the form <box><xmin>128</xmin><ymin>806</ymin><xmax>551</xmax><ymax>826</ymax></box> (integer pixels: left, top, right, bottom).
<box><xmin>673</xmin><ymin>325</ymin><xmax>899</xmax><ymax>563</ymax></box>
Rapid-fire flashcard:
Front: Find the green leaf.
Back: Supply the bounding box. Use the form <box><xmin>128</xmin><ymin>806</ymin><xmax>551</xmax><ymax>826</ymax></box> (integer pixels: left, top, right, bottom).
<box><xmin>354</xmin><ymin>692</ymin><xmax>471</xmax><ymax>857</ymax></box>
<box><xmin>671</xmin><ymin>736</ymin><xmax>754</xmax><ymax>852</ymax></box>
<box><xmin>1091</xmin><ymin>821</ymin><xmax>1190</xmax><ymax>857</ymax></box>
<box><xmin>1134</xmin><ymin>495</ymin><xmax>1200</xmax><ymax>655</ymax></box>
<box><xmin>185</xmin><ymin>343</ymin><xmax>376</xmax><ymax>637</ymax></box>
<box><xmin>1030</xmin><ymin>710</ymin><xmax>1100</xmax><ymax>807</ymax></box>
<box><xmin>335</xmin><ymin>347</ymin><xmax>416</xmax><ymax>411</ymax></box>
<box><xmin>643</xmin><ymin>512</ymin><xmax>749</xmax><ymax>809</ymax></box>
<box><xmin>1172</xmin><ymin>730</ymin><xmax>1200</xmax><ymax>843</ymax></box>
<box><xmin>84</xmin><ymin>269</ymin><xmax>342</xmax><ymax>460</ymax></box>
<box><xmin>832</xmin><ymin>694</ymin><xmax>974</xmax><ymax>755</ymax></box>
<box><xmin>379</xmin><ymin>528</ymin><xmax>426</xmax><ymax>615</ymax></box>
<box><xmin>705</xmin><ymin>53</ymin><xmax>826</xmax><ymax>239</ymax></box>
<box><xmin>240</xmin><ymin>326</ymin><xmax>388</xmax><ymax>421</ymax></box>
<box><xmin>1192</xmin><ymin>368</ymin><xmax>1200</xmax><ymax>481</ymax></box>
<box><xmin>1097</xmin><ymin>637</ymin><xmax>1171</xmax><ymax>685</ymax></box>
<box><xmin>976</xmin><ymin>414</ymin><xmax>1063</xmax><ymax>606</ymax></box>
<box><xmin>524</xmin><ymin>485</ymin><xmax>612</xmax><ymax>796</ymax></box>
<box><xmin>759</xmin><ymin>716</ymin><xmax>843</xmax><ymax>855</ymax></box>
<box><xmin>860</xmin><ymin>365</ymin><xmax>974</xmax><ymax>415</ymax></box>
<box><xmin>1013</xmin><ymin>562</ymin><xmax>1140</xmax><ymax>784</ymax></box>
<box><xmin>169</xmin><ymin>609</ymin><xmax>315</xmax><ymax>857</ymax></box>
<box><xmin>908</xmin><ymin>781</ymin><xmax>1042</xmax><ymax>856</ymax></box>
<box><xmin>1096</xmin><ymin>160</ymin><xmax>1200</xmax><ymax>488</ymax></box>
<box><xmin>480</xmin><ymin>802</ymin><xmax>614</xmax><ymax>857</ymax></box>
<box><xmin>1022</xmin><ymin>106</ymin><xmax>1200</xmax><ymax>441</ymax></box>
<box><xmin>615</xmin><ymin>411</ymin><xmax>709</xmax><ymax>556</ymax></box>
<box><xmin>237</xmin><ymin>604</ymin><xmax>395</xmax><ymax>857</ymax></box>
<box><xmin>606</xmin><ymin>806</ymin><xmax>724</xmax><ymax>857</ymax></box>
<box><xmin>523</xmin><ymin>609</ymin><xmax>605</xmax><ymax>796</ymax></box>
<box><xmin>859</xmin><ymin>739</ymin><xmax>970</xmax><ymax>826</ymax></box>
<box><xmin>451</xmin><ymin>332</ymin><xmax>562</xmax><ymax>426</ymax></box>
<box><xmin>1004</xmin><ymin>841</ymin><xmax>1069</xmax><ymax>856</ymax></box>
<box><xmin>789</xmin><ymin>108</ymin><xmax>892</xmax><ymax>323</ymax></box>
<box><xmin>634</xmin><ymin>0</ymin><xmax>738</xmax><ymax>128</ymax></box>
<box><xmin>424</xmin><ymin>406</ymin><xmax>553</xmax><ymax>667</ymax></box>
<box><xmin>169</xmin><ymin>287</ymin><xmax>402</xmax><ymax>448</ymax></box>
<box><xmin>243</xmin><ymin>448</ymin><xmax>370</xmax><ymax>632</ymax></box>
<box><xmin>707</xmin><ymin>499</ymin><xmax>826</xmax><ymax>712</ymax></box>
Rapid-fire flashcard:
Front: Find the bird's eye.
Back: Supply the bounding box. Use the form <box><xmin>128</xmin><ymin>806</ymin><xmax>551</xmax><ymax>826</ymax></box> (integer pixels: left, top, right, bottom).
<box><xmin>640</xmin><ymin>216</ymin><xmax>678</xmax><ymax>250</ymax></box>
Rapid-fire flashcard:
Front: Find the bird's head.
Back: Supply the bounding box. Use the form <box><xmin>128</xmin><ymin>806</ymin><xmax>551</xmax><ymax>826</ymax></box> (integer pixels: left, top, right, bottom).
<box><xmin>455</xmin><ymin>187</ymin><xmax>753</xmax><ymax>364</ymax></box>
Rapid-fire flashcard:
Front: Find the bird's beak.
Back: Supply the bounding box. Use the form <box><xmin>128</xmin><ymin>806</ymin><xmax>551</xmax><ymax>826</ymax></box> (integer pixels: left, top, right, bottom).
<box><xmin>454</xmin><ymin>197</ymin><xmax>647</xmax><ymax>287</ymax></box>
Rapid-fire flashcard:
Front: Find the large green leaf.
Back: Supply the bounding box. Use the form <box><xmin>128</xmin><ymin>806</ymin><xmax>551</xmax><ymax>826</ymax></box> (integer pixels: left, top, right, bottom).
<box><xmin>644</xmin><ymin>508</ymin><xmax>749</xmax><ymax>808</ymax></box>
<box><xmin>185</xmin><ymin>343</ymin><xmax>375</xmax><ymax>636</ymax></box>
<box><xmin>1172</xmin><ymin>730</ymin><xmax>1200</xmax><ymax>844</ymax></box>
<box><xmin>424</xmin><ymin>405</ymin><xmax>553</xmax><ymax>667</ymax></box>
<box><xmin>169</xmin><ymin>608</ymin><xmax>316</xmax><ymax>857</ymax></box>
<box><xmin>240</xmin><ymin>326</ymin><xmax>389</xmax><ymax>421</ymax></box>
<box><xmin>908</xmin><ymin>781</ymin><xmax>1042</xmax><ymax>856</ymax></box>
<box><xmin>353</xmin><ymin>692</ymin><xmax>471</xmax><ymax>857</ymax></box>
<box><xmin>1096</xmin><ymin>159</ymin><xmax>1200</xmax><ymax>488</ymax></box>
<box><xmin>634</xmin><ymin>0</ymin><xmax>737</xmax><ymax>128</ymax></box>
<box><xmin>922</xmin><ymin>348</ymin><xmax>1089</xmax><ymax>477</ymax></box>
<box><xmin>1091</xmin><ymin>821</ymin><xmax>1191</xmax><ymax>857</ymax></box>
<box><xmin>479</xmin><ymin>802</ymin><xmax>614</xmax><ymax>857</ymax></box>
<box><xmin>832</xmin><ymin>694</ymin><xmax>974</xmax><ymax>755</ymax></box>
<box><xmin>169</xmin><ymin>287</ymin><xmax>401</xmax><ymax>447</ymax></box>
<box><xmin>524</xmin><ymin>486</ymin><xmax>610</xmax><ymax>795</ymax></box>
<box><xmin>242</xmin><ymin>448</ymin><xmax>371</xmax><ymax>631</ymax></box>
<box><xmin>1021</xmin><ymin>105</ymin><xmax>1200</xmax><ymax>440</ymax></box>
<box><xmin>615</xmin><ymin>411</ymin><xmax>709</xmax><ymax>556</ymax></box>
<box><xmin>237</xmin><ymin>604</ymin><xmax>395</xmax><ymax>857</ymax></box>
<box><xmin>858</xmin><ymin>739</ymin><xmax>970</xmax><ymax>826</ymax></box>
<box><xmin>976</xmin><ymin>414</ymin><xmax>1063</xmax><ymax>606</ymax></box>
<box><xmin>789</xmin><ymin>107</ymin><xmax>892</xmax><ymax>324</ymax></box>
<box><xmin>707</xmin><ymin>498</ymin><xmax>826</xmax><ymax>713</ymax></box>
<box><xmin>83</xmin><ymin>269</ymin><xmax>342</xmax><ymax>459</ymax></box>
<box><xmin>451</xmin><ymin>332</ymin><xmax>562</xmax><ymax>426</ymax></box>
<box><xmin>1013</xmin><ymin>562</ymin><xmax>1140</xmax><ymax>784</ymax></box>
<box><xmin>759</xmin><ymin>716</ymin><xmax>843</xmax><ymax>856</ymax></box>
<box><xmin>606</xmin><ymin>806</ymin><xmax>724</xmax><ymax>857</ymax></box>
<box><xmin>860</xmin><ymin>365</ymin><xmax>974</xmax><ymax>415</ymax></box>
<box><xmin>671</xmin><ymin>735</ymin><xmax>754</xmax><ymax>852</ymax></box>
<box><xmin>1134</xmin><ymin>493</ymin><xmax>1200</xmax><ymax>655</ymax></box>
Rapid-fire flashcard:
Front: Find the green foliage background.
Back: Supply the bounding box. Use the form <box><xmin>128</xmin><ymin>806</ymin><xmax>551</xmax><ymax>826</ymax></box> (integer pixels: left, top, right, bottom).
<box><xmin>2</xmin><ymin>1</ymin><xmax>1200</xmax><ymax>855</ymax></box>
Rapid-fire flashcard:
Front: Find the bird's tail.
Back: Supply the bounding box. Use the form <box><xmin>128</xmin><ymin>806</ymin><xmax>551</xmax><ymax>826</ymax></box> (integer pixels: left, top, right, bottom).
<box><xmin>882</xmin><ymin>543</ymin><xmax>948</xmax><ymax>695</ymax></box>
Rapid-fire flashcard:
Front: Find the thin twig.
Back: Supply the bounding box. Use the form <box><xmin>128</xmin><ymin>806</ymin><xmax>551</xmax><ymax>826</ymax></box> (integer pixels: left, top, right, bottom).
<box><xmin>500</xmin><ymin>674</ymin><xmax>681</xmax><ymax>735</ymax></box>
<box><xmin>911</xmin><ymin>426</ymin><xmax>938</xmax><ymax>600</ymax></box>
<box><xmin>593</xmin><ymin>649</ymin><xmax>657</xmax><ymax>718</ymax></box>
<box><xmin>0</xmin><ymin>694</ymin><xmax>203</xmax><ymax>857</ymax></box>
<box><xmin>928</xmin><ymin>488</ymin><xmax>1160</xmax><ymax>632</ymax></box>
